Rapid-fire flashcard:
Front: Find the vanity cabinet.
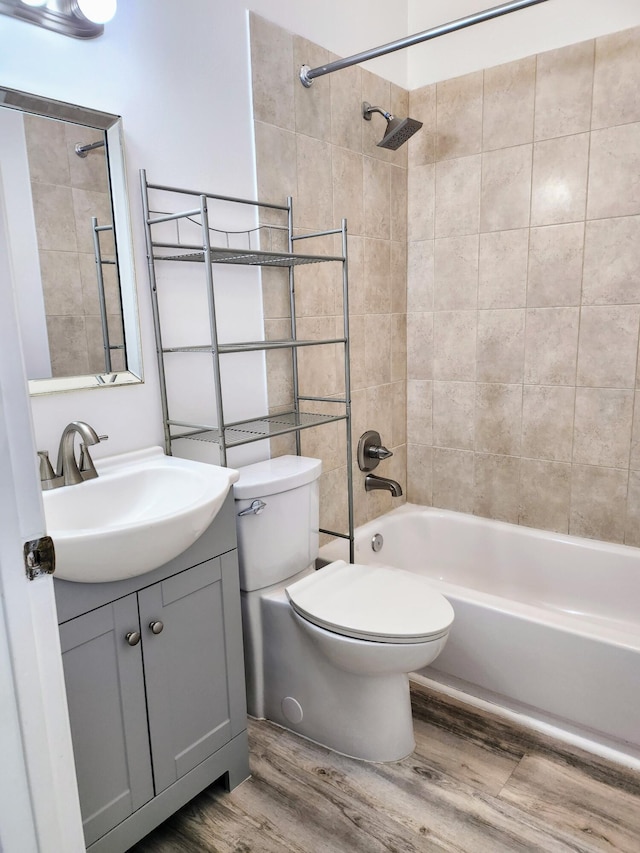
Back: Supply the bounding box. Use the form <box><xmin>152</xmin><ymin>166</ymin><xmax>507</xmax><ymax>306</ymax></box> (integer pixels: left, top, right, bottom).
<box><xmin>55</xmin><ymin>495</ymin><xmax>250</xmax><ymax>853</ymax></box>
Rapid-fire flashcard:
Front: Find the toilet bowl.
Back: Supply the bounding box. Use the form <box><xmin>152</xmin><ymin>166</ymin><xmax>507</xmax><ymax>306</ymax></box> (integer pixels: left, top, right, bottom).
<box><xmin>234</xmin><ymin>455</ymin><xmax>454</xmax><ymax>762</ymax></box>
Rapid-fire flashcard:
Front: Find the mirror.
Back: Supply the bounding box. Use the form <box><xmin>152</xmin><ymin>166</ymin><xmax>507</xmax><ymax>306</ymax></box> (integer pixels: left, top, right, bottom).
<box><xmin>0</xmin><ymin>86</ymin><xmax>142</xmax><ymax>394</ymax></box>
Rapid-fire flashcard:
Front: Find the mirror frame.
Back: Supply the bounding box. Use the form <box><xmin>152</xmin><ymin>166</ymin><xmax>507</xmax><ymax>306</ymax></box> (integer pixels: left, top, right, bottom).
<box><xmin>0</xmin><ymin>86</ymin><xmax>143</xmax><ymax>394</ymax></box>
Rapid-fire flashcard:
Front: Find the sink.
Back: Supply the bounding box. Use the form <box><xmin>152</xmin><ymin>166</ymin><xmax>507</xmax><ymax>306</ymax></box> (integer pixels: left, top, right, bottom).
<box><xmin>44</xmin><ymin>446</ymin><xmax>239</xmax><ymax>583</ymax></box>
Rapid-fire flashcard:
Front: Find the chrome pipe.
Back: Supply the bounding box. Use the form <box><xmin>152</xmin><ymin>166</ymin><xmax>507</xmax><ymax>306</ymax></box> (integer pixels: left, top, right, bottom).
<box><xmin>91</xmin><ymin>216</ymin><xmax>112</xmax><ymax>373</ymax></box>
<box><xmin>299</xmin><ymin>0</ymin><xmax>549</xmax><ymax>86</ymax></box>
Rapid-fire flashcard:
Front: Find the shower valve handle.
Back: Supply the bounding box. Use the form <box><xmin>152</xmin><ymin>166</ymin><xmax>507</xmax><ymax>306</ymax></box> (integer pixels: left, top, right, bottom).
<box><xmin>367</xmin><ymin>444</ymin><xmax>393</xmax><ymax>461</ymax></box>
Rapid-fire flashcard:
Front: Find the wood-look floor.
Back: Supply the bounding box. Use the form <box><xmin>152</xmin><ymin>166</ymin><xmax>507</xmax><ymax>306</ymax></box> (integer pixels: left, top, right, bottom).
<box><xmin>130</xmin><ymin>682</ymin><xmax>640</xmax><ymax>852</ymax></box>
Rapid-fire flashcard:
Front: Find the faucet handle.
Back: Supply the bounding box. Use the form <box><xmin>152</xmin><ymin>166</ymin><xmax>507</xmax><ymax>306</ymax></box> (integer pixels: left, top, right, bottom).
<box><xmin>367</xmin><ymin>444</ymin><xmax>393</xmax><ymax>461</ymax></box>
<box><xmin>38</xmin><ymin>451</ymin><xmax>62</xmax><ymax>491</ymax></box>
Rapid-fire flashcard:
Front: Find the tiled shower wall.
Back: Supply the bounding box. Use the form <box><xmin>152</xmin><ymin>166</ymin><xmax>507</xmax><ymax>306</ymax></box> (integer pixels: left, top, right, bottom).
<box><xmin>250</xmin><ymin>14</ymin><xmax>409</xmax><ymax>535</ymax></box>
<box><xmin>407</xmin><ymin>26</ymin><xmax>640</xmax><ymax>545</ymax></box>
<box><xmin>24</xmin><ymin>115</ymin><xmax>124</xmax><ymax>377</ymax></box>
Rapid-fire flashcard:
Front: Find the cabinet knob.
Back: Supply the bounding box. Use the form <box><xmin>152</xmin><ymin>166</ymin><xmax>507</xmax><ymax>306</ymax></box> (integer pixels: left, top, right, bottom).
<box><xmin>126</xmin><ymin>631</ymin><xmax>141</xmax><ymax>646</ymax></box>
<box><xmin>149</xmin><ymin>620</ymin><xmax>164</xmax><ymax>635</ymax></box>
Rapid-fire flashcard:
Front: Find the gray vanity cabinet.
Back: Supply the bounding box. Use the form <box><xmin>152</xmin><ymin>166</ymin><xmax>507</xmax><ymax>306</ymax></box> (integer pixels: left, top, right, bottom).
<box><xmin>59</xmin><ymin>595</ymin><xmax>154</xmax><ymax>847</ymax></box>
<box><xmin>55</xmin><ymin>495</ymin><xmax>250</xmax><ymax>853</ymax></box>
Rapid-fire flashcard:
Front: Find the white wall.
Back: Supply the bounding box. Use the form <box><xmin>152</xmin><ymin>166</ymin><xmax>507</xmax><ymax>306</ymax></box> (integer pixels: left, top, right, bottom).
<box><xmin>407</xmin><ymin>0</ymin><xmax>640</xmax><ymax>87</ymax></box>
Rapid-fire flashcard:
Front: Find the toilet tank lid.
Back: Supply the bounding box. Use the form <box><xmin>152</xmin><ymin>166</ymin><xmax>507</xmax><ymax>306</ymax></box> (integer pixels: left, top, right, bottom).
<box><xmin>233</xmin><ymin>455</ymin><xmax>322</xmax><ymax>499</ymax></box>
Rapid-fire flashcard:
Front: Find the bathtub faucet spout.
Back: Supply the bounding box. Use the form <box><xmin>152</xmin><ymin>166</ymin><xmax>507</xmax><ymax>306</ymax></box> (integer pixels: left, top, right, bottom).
<box><xmin>365</xmin><ymin>473</ymin><xmax>403</xmax><ymax>497</ymax></box>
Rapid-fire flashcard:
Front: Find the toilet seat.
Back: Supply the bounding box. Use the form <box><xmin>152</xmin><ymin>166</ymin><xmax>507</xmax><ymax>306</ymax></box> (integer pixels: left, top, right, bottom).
<box><xmin>286</xmin><ymin>560</ymin><xmax>455</xmax><ymax>644</ymax></box>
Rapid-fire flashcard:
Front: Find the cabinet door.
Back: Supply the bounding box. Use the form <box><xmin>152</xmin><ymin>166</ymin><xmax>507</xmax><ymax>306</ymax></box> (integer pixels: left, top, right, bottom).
<box><xmin>59</xmin><ymin>595</ymin><xmax>154</xmax><ymax>847</ymax></box>
<box><xmin>138</xmin><ymin>555</ymin><xmax>246</xmax><ymax>793</ymax></box>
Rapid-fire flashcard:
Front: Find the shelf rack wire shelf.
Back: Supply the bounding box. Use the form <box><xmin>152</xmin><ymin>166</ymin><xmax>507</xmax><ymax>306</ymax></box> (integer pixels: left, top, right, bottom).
<box><xmin>140</xmin><ymin>170</ymin><xmax>354</xmax><ymax>560</ymax></box>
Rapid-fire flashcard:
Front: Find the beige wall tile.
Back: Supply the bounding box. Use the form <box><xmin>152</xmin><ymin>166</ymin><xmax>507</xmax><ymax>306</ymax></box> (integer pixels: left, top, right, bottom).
<box><xmin>519</xmin><ymin>459</ymin><xmax>571</xmax><ymax>534</ymax></box>
<box><xmin>296</xmin><ymin>135</ymin><xmax>333</xmax><ymax>230</ymax></box>
<box><xmin>531</xmin><ymin>133</ymin><xmax>589</xmax><ymax>226</ymax></box>
<box><xmin>86</xmin><ymin>314</ymin><xmax>123</xmax><ymax>374</ymax></box>
<box><xmin>483</xmin><ymin>57</ymin><xmax>535</xmax><ymax>151</ymax></box>
<box><xmin>587</xmin><ymin>123</ymin><xmax>640</xmax><ymax>220</ymax></box>
<box><xmin>46</xmin><ymin>315</ymin><xmax>89</xmax><ymax>377</ymax></box>
<box><xmin>408</xmin><ymin>163</ymin><xmax>435</xmax><ymax>241</ymax></box>
<box><xmin>582</xmin><ymin>216</ymin><xmax>640</xmax><ymax>305</ymax></box>
<box><xmin>526</xmin><ymin>223</ymin><xmax>584</xmax><ymax>307</ymax></box>
<box><xmin>432</xmin><ymin>380</ymin><xmax>475</xmax><ymax>450</ymax></box>
<box><xmin>250</xmin><ymin>14</ymin><xmax>294</xmax><ymax>131</ymax></box>
<box><xmin>294</xmin><ymin>36</ymin><xmax>331</xmax><ymax>141</ymax></box>
<box><xmin>31</xmin><ymin>183</ymin><xmax>77</xmax><ymax>252</ymax></box>
<box><xmin>433</xmin><ymin>310</ymin><xmax>476</xmax><ymax>382</ymax></box>
<box><xmin>264</xmin><ymin>319</ymin><xmax>293</xmax><ymax>409</ymax></box>
<box><xmin>254</xmin><ymin>121</ymin><xmax>297</xmax><ymax>204</ymax></box>
<box><xmin>407</xmin><ymin>312</ymin><xmax>433</xmax><ymax>381</ymax></box>
<box><xmin>366</xmin><ymin>383</ymin><xmax>394</xmax><ymax>448</ymax></box>
<box><xmin>72</xmin><ymin>188</ymin><xmax>113</xmax><ymax>254</ymax></box>
<box><xmin>346</xmin><ymin>236</ymin><xmax>365</xmax><ymax>316</ymax></box>
<box><xmin>480</xmin><ymin>145</ymin><xmax>532</xmax><ymax>232</ymax></box>
<box><xmin>523</xmin><ymin>307</ymin><xmax>579</xmax><ymax>385</ymax></box>
<box><xmin>436</xmin><ymin>71</ymin><xmax>483</xmax><ymax>161</ymax></box>
<box><xmin>390</xmin><ymin>241</ymin><xmax>407</xmax><ymax>314</ymax></box>
<box><xmin>478</xmin><ymin>229</ymin><xmax>529</xmax><ymax>309</ymax></box>
<box><xmin>78</xmin><ymin>251</ymin><xmax>121</xmax><ymax>317</ymax></box>
<box><xmin>391</xmin><ymin>314</ymin><xmax>406</xmax><ymax>383</ymax></box>
<box><xmin>432</xmin><ymin>448</ymin><xmax>474</xmax><ymax>513</ymax></box>
<box><xmin>390</xmin><ymin>165</ymin><xmax>407</xmax><ymax>242</ymax></box>
<box><xmin>573</xmin><ymin>387</ymin><xmax>634</xmax><ymax>467</ymax></box>
<box><xmin>348</xmin><ymin>314</ymin><xmax>366</xmax><ymax>391</ymax></box>
<box><xmin>391</xmin><ymin>380</ymin><xmax>407</xmax><ymax>448</ymax></box>
<box><xmin>624</xmin><ymin>470</ymin><xmax>640</xmax><ymax>547</ymax></box>
<box><xmin>407</xmin><ymin>240</ymin><xmax>434</xmax><ymax>312</ymax></box>
<box><xmin>521</xmin><ymin>385</ymin><xmax>575</xmax><ymax>462</ymax></box>
<box><xmin>330</xmin><ymin>60</ymin><xmax>362</xmax><ymax>152</ymax></box>
<box><xmin>576</xmin><ymin>305</ymin><xmax>640</xmax><ymax>388</ymax></box>
<box><xmin>40</xmin><ymin>250</ymin><xmax>83</xmax><ymax>316</ymax></box>
<box><xmin>332</xmin><ymin>147</ymin><xmax>363</xmax><ymax>236</ymax></box>
<box><xmin>434</xmin><ymin>235</ymin><xmax>479</xmax><ymax>311</ymax></box>
<box><xmin>630</xmin><ymin>393</ymin><xmax>640</xmax><ymax>471</ymax></box>
<box><xmin>570</xmin><ymin>464</ymin><xmax>628</xmax><ymax>543</ymax></box>
<box><xmin>475</xmin><ymin>383</ymin><xmax>523</xmax><ymax>456</ymax></box>
<box><xmin>319</xmin><ymin>465</ymin><xmax>349</xmax><ymax>540</ymax></box>
<box><xmin>296</xmin><ymin>316</ymin><xmax>338</xmax><ymax>397</ymax></box>
<box><xmin>407</xmin><ymin>380</ymin><xmax>432</xmax><ymax>445</ymax></box>
<box><xmin>592</xmin><ymin>26</ymin><xmax>640</xmax><ymax>130</ymax></box>
<box><xmin>407</xmin><ymin>444</ymin><xmax>433</xmax><ymax>506</ymax></box>
<box><xmin>389</xmin><ymin>83</ymin><xmax>410</xmax><ymax>171</ymax></box>
<box><xmin>24</xmin><ymin>114</ymin><xmax>70</xmax><ymax>186</ymax></box>
<box><xmin>408</xmin><ymin>84</ymin><xmax>436</xmax><ymax>166</ymax></box>
<box><xmin>387</xmin><ymin>444</ymin><xmax>407</xmax><ymax>505</ymax></box>
<box><xmin>435</xmin><ymin>155</ymin><xmax>481</xmax><ymax>238</ymax></box>
<box><xmin>477</xmin><ymin>309</ymin><xmax>525</xmax><ymax>384</ymax></box>
<box><xmin>534</xmin><ymin>41</ymin><xmax>594</xmax><ymax>141</ymax></box>
<box><xmin>364</xmin><ymin>238</ymin><xmax>391</xmax><ymax>314</ymax></box>
<box><xmin>364</xmin><ymin>312</ymin><xmax>391</xmax><ymax>386</ymax></box>
<box><xmin>363</xmin><ymin>156</ymin><xmax>391</xmax><ymax>239</ymax></box>
<box><xmin>474</xmin><ymin>453</ymin><xmax>520</xmax><ymax>524</ymax></box>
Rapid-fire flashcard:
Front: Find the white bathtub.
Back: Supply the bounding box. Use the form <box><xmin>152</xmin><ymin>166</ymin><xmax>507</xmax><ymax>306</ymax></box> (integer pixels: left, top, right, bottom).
<box><xmin>321</xmin><ymin>504</ymin><xmax>640</xmax><ymax>764</ymax></box>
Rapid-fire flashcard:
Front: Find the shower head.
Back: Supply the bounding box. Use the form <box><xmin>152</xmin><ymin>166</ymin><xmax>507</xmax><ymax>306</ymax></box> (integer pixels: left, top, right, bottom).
<box><xmin>362</xmin><ymin>102</ymin><xmax>423</xmax><ymax>150</ymax></box>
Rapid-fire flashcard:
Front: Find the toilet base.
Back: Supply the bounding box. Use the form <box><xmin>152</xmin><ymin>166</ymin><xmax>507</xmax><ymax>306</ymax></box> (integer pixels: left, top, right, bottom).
<box><xmin>253</xmin><ymin>590</ymin><xmax>419</xmax><ymax>762</ymax></box>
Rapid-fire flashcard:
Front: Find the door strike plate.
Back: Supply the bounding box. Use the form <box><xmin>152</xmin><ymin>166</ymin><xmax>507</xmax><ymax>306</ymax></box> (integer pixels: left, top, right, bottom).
<box><xmin>24</xmin><ymin>536</ymin><xmax>56</xmax><ymax>580</ymax></box>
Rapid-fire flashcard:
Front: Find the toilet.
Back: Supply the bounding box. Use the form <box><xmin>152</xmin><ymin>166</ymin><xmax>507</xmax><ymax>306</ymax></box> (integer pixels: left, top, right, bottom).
<box><xmin>234</xmin><ymin>454</ymin><xmax>454</xmax><ymax>762</ymax></box>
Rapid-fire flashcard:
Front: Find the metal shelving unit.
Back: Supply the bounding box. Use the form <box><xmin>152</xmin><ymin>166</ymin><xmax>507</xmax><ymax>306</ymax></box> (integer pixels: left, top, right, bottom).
<box><xmin>140</xmin><ymin>170</ymin><xmax>354</xmax><ymax>559</ymax></box>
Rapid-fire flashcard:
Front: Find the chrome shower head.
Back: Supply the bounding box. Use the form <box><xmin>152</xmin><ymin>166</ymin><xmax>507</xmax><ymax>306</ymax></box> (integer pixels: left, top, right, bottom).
<box><xmin>362</xmin><ymin>102</ymin><xmax>423</xmax><ymax>150</ymax></box>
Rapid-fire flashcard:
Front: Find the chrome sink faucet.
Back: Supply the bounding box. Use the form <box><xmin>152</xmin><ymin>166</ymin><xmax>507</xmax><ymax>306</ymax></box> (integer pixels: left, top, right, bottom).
<box><xmin>38</xmin><ymin>421</ymin><xmax>108</xmax><ymax>489</ymax></box>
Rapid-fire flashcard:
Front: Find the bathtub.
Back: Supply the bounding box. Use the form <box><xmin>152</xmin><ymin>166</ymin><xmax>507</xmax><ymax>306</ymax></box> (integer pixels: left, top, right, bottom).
<box><xmin>320</xmin><ymin>504</ymin><xmax>640</xmax><ymax>765</ymax></box>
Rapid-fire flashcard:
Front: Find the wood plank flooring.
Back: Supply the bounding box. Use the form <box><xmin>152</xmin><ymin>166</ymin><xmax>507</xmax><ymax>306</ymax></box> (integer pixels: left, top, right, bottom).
<box><xmin>130</xmin><ymin>682</ymin><xmax>640</xmax><ymax>852</ymax></box>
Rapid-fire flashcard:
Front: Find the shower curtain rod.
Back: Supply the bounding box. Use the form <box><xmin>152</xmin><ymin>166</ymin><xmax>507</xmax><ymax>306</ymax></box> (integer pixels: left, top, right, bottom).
<box><xmin>299</xmin><ymin>0</ymin><xmax>549</xmax><ymax>87</ymax></box>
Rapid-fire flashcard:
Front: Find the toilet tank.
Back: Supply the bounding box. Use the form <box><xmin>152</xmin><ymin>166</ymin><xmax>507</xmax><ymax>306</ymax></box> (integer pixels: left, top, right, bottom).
<box><xmin>233</xmin><ymin>455</ymin><xmax>321</xmax><ymax>592</ymax></box>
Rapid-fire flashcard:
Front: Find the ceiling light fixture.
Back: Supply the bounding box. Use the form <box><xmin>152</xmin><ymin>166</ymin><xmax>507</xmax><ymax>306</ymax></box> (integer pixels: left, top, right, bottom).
<box><xmin>0</xmin><ymin>0</ymin><xmax>116</xmax><ymax>38</ymax></box>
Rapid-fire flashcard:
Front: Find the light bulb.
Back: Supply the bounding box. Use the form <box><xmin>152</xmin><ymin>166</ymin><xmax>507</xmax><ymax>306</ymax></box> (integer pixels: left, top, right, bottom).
<box><xmin>75</xmin><ymin>0</ymin><xmax>116</xmax><ymax>24</ymax></box>
<box><xmin>20</xmin><ymin>0</ymin><xmax>48</xmax><ymax>7</ymax></box>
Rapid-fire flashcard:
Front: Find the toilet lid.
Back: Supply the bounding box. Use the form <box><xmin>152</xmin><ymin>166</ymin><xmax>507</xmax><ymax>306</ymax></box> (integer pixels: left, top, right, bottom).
<box><xmin>285</xmin><ymin>560</ymin><xmax>455</xmax><ymax>644</ymax></box>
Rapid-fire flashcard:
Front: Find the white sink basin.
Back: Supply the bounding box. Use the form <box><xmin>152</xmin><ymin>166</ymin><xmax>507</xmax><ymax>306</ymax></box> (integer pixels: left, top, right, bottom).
<box><xmin>44</xmin><ymin>446</ymin><xmax>239</xmax><ymax>583</ymax></box>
